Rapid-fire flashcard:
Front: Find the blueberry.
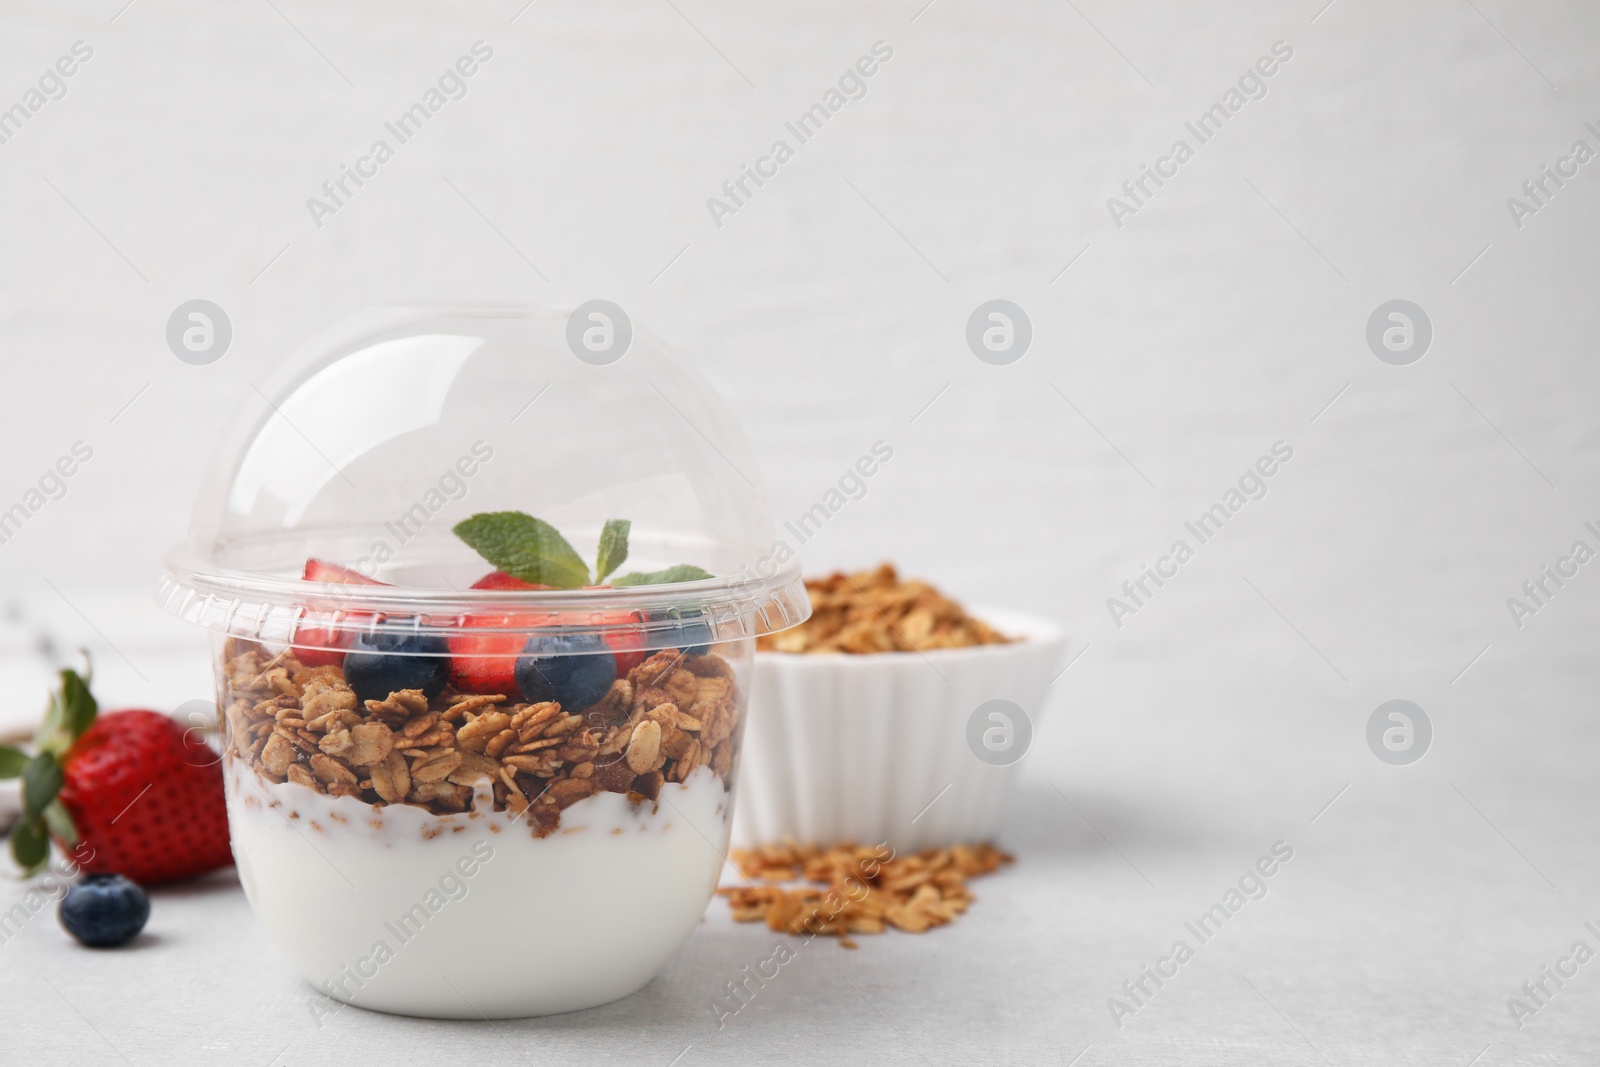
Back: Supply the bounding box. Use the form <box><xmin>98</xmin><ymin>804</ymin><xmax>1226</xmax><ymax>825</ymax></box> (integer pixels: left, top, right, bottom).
<box><xmin>650</xmin><ymin>607</ymin><xmax>713</xmax><ymax>656</ymax></box>
<box><xmin>515</xmin><ymin>632</ymin><xmax>617</xmax><ymax>710</ymax></box>
<box><xmin>59</xmin><ymin>873</ymin><xmax>150</xmax><ymax>948</ymax></box>
<box><xmin>344</xmin><ymin>629</ymin><xmax>450</xmax><ymax>703</ymax></box>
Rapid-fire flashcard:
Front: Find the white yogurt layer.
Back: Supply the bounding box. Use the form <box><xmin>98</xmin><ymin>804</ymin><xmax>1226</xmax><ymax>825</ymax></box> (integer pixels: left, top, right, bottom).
<box><xmin>225</xmin><ymin>756</ymin><xmax>732</xmax><ymax>1019</ymax></box>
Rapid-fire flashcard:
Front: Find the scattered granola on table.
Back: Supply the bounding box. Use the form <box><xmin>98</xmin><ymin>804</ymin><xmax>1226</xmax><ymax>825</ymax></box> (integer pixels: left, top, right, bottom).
<box><xmin>756</xmin><ymin>563</ymin><xmax>1014</xmax><ymax>654</ymax></box>
<box><xmin>719</xmin><ymin>841</ymin><xmax>1012</xmax><ymax>947</ymax></box>
<box><xmin>221</xmin><ymin>637</ymin><xmax>742</xmax><ymax>837</ymax></box>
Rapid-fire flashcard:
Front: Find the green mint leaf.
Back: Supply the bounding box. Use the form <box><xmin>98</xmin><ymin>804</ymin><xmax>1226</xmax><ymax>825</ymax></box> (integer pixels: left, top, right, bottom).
<box><xmin>594</xmin><ymin>519</ymin><xmax>631</xmax><ymax>583</ymax></box>
<box><xmin>10</xmin><ymin>817</ymin><xmax>48</xmax><ymax>873</ymax></box>
<box><xmin>0</xmin><ymin>745</ymin><xmax>28</xmax><ymax>779</ymax></box>
<box><xmin>453</xmin><ymin>511</ymin><xmax>591</xmax><ymax>589</ymax></box>
<box><xmin>42</xmin><ymin>799</ymin><xmax>78</xmax><ymax>847</ymax></box>
<box><xmin>21</xmin><ymin>753</ymin><xmax>62</xmax><ymax>823</ymax></box>
<box><xmin>612</xmin><ymin>565</ymin><xmax>714</xmax><ymax>587</ymax></box>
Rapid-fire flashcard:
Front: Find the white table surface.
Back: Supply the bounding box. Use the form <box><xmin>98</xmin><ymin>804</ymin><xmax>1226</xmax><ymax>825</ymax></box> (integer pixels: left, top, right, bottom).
<box><xmin>5</xmin><ymin>615</ymin><xmax>1598</xmax><ymax>1067</ymax></box>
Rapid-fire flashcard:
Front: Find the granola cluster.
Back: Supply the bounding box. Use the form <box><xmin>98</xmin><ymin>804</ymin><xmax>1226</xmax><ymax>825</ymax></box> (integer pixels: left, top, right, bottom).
<box><xmin>719</xmin><ymin>841</ymin><xmax>1012</xmax><ymax>947</ymax></box>
<box><xmin>221</xmin><ymin>639</ymin><xmax>742</xmax><ymax>835</ymax></box>
<box><xmin>756</xmin><ymin>564</ymin><xmax>1013</xmax><ymax>654</ymax></box>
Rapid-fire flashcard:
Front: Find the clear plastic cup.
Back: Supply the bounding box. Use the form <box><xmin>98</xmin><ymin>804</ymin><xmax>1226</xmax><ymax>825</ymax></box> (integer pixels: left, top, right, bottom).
<box><xmin>159</xmin><ymin>307</ymin><xmax>807</xmax><ymax>1018</ymax></box>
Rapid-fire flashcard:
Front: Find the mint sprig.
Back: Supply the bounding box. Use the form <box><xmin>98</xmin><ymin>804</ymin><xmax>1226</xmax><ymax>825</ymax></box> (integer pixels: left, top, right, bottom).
<box><xmin>613</xmin><ymin>564</ymin><xmax>714</xmax><ymax>586</ymax></box>
<box><xmin>595</xmin><ymin>519</ymin><xmax>630</xmax><ymax>583</ymax></box>
<box><xmin>2</xmin><ymin>663</ymin><xmax>95</xmax><ymax>876</ymax></box>
<box><xmin>452</xmin><ymin>512</ymin><xmax>593</xmax><ymax>589</ymax></box>
<box><xmin>453</xmin><ymin>512</ymin><xmax>714</xmax><ymax>589</ymax></box>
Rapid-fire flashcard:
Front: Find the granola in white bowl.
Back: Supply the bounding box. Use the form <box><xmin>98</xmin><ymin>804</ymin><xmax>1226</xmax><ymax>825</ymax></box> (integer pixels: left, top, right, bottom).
<box><xmin>740</xmin><ymin>566</ymin><xmax>1066</xmax><ymax>852</ymax></box>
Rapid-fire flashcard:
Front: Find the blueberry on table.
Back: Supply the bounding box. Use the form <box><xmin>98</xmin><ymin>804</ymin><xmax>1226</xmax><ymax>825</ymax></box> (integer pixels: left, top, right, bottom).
<box><xmin>343</xmin><ymin>630</ymin><xmax>451</xmax><ymax>703</ymax></box>
<box><xmin>516</xmin><ymin>632</ymin><xmax>617</xmax><ymax>710</ymax></box>
<box><xmin>650</xmin><ymin>607</ymin><xmax>713</xmax><ymax>656</ymax></box>
<box><xmin>59</xmin><ymin>873</ymin><xmax>150</xmax><ymax>948</ymax></box>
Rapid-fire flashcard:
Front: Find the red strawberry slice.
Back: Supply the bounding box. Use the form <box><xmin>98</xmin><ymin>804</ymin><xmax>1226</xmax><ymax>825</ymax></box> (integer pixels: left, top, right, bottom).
<box><xmin>471</xmin><ymin>570</ymin><xmax>543</xmax><ymax>591</ymax></box>
<box><xmin>293</xmin><ymin>557</ymin><xmax>386</xmax><ymax>667</ymax></box>
<box><xmin>577</xmin><ymin>586</ymin><xmax>646</xmax><ymax>675</ymax></box>
<box><xmin>450</xmin><ymin>612</ymin><xmax>646</xmax><ymax>695</ymax></box>
<box><xmin>447</xmin><ymin>575</ymin><xmax>647</xmax><ymax>694</ymax></box>
<box><xmin>448</xmin><ymin>572</ymin><xmax>552</xmax><ymax>693</ymax></box>
<box><xmin>303</xmin><ymin>558</ymin><xmax>380</xmax><ymax>585</ymax></box>
<box><xmin>599</xmin><ymin>611</ymin><xmax>648</xmax><ymax>675</ymax></box>
<box><xmin>447</xmin><ymin>616</ymin><xmax>532</xmax><ymax>694</ymax></box>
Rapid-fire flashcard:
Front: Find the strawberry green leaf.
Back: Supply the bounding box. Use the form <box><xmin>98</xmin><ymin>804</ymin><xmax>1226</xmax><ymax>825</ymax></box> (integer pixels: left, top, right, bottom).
<box><xmin>595</xmin><ymin>519</ymin><xmax>630</xmax><ymax>583</ymax></box>
<box><xmin>35</xmin><ymin>692</ymin><xmax>63</xmax><ymax>754</ymax></box>
<box><xmin>10</xmin><ymin>817</ymin><xmax>47</xmax><ymax>872</ymax></box>
<box><xmin>612</xmin><ymin>565</ymin><xmax>714</xmax><ymax>587</ymax></box>
<box><xmin>35</xmin><ymin>665</ymin><xmax>97</xmax><ymax>757</ymax></box>
<box><xmin>42</xmin><ymin>799</ymin><xmax>78</xmax><ymax>847</ymax></box>
<box><xmin>21</xmin><ymin>753</ymin><xmax>62</xmax><ymax>823</ymax></box>
<box><xmin>453</xmin><ymin>512</ymin><xmax>591</xmax><ymax>589</ymax></box>
<box><xmin>60</xmin><ymin>667</ymin><xmax>97</xmax><ymax>738</ymax></box>
<box><xmin>0</xmin><ymin>745</ymin><xmax>27</xmax><ymax>779</ymax></box>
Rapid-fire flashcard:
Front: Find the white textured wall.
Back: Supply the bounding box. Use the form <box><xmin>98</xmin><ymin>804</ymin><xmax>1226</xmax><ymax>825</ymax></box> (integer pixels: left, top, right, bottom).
<box><xmin>1</xmin><ymin>0</ymin><xmax>1597</xmax><ymax>722</ymax></box>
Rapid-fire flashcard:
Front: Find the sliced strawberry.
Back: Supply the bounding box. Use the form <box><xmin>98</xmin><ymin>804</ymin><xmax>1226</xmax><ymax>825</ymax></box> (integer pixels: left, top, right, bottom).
<box><xmin>448</xmin><ymin>573</ymin><xmax>550</xmax><ymax>692</ymax></box>
<box><xmin>448</xmin><ymin>611</ymin><xmax>549</xmax><ymax>694</ymax></box>
<box><xmin>575</xmin><ymin>587</ymin><xmax>646</xmax><ymax>676</ymax></box>
<box><xmin>599</xmin><ymin>611</ymin><xmax>648</xmax><ymax>675</ymax></box>
<box><xmin>471</xmin><ymin>570</ymin><xmax>545</xmax><ymax>591</ymax></box>
<box><xmin>291</xmin><ymin>622</ymin><xmax>355</xmax><ymax>668</ymax></box>
<box><xmin>449</xmin><ymin>576</ymin><xmax>645</xmax><ymax>694</ymax></box>
<box><xmin>449</xmin><ymin>609</ymin><xmax>645</xmax><ymax>693</ymax></box>
<box><xmin>303</xmin><ymin>558</ymin><xmax>382</xmax><ymax>585</ymax></box>
<box><xmin>293</xmin><ymin>558</ymin><xmax>386</xmax><ymax>667</ymax></box>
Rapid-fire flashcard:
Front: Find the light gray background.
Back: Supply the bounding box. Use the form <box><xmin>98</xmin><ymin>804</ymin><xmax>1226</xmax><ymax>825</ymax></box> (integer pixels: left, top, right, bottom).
<box><xmin>2</xmin><ymin>0</ymin><xmax>1599</xmax><ymax>1063</ymax></box>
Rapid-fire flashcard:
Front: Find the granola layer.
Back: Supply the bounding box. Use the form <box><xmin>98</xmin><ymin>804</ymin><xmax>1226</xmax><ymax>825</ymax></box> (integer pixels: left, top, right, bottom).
<box><xmin>221</xmin><ymin>639</ymin><xmax>743</xmax><ymax>836</ymax></box>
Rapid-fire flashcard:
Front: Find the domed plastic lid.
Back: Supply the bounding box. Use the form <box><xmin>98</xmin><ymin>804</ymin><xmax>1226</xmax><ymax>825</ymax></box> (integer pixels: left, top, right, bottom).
<box><xmin>158</xmin><ymin>306</ymin><xmax>808</xmax><ymax>655</ymax></box>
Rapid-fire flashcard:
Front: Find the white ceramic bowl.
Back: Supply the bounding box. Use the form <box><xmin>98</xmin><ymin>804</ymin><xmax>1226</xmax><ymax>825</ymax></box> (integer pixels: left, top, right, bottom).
<box><xmin>733</xmin><ymin>608</ymin><xmax>1067</xmax><ymax>853</ymax></box>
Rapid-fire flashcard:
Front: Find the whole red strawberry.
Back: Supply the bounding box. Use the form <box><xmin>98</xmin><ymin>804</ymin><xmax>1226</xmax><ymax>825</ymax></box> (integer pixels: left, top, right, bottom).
<box><xmin>59</xmin><ymin>711</ymin><xmax>232</xmax><ymax>883</ymax></box>
<box><xmin>3</xmin><ymin>664</ymin><xmax>232</xmax><ymax>884</ymax></box>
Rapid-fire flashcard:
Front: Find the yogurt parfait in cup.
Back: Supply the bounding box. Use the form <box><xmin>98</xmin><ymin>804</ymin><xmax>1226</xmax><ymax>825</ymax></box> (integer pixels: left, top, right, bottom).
<box><xmin>158</xmin><ymin>307</ymin><xmax>808</xmax><ymax>1018</ymax></box>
